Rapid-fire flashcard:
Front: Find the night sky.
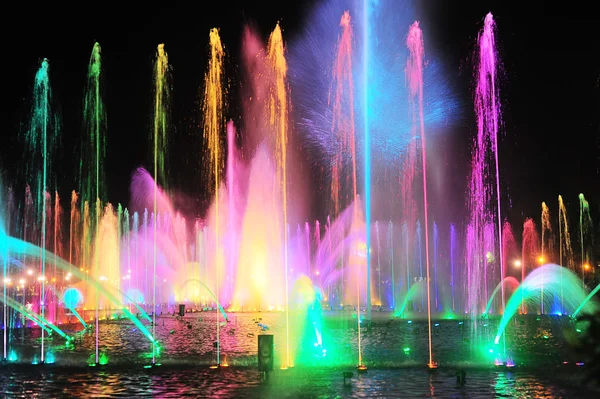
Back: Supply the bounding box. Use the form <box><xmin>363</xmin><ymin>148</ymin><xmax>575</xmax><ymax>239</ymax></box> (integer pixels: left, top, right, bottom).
<box><xmin>1</xmin><ymin>1</ymin><xmax>599</xmax><ymax>228</ymax></box>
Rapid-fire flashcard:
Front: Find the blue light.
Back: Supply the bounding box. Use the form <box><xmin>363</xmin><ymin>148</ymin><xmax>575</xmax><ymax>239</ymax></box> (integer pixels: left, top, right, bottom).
<box><xmin>288</xmin><ymin>0</ymin><xmax>460</xmax><ymax>168</ymax></box>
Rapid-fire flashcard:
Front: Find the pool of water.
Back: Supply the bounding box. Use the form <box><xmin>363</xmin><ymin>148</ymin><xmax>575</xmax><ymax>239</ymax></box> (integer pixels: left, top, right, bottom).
<box><xmin>0</xmin><ymin>311</ymin><xmax>591</xmax><ymax>367</ymax></box>
<box><xmin>1</xmin><ymin>311</ymin><xmax>598</xmax><ymax>397</ymax></box>
<box><xmin>0</xmin><ymin>366</ymin><xmax>597</xmax><ymax>398</ymax></box>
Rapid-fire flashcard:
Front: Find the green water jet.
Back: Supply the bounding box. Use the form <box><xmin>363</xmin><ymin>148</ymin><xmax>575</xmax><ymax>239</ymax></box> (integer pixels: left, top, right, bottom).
<box><xmin>495</xmin><ymin>264</ymin><xmax>599</xmax><ymax>344</ymax></box>
<box><xmin>0</xmin><ymin>295</ymin><xmax>68</xmax><ymax>340</ymax></box>
<box><xmin>572</xmin><ymin>282</ymin><xmax>600</xmax><ymax>318</ymax></box>
<box><xmin>578</xmin><ymin>193</ymin><xmax>592</xmax><ymax>289</ymax></box>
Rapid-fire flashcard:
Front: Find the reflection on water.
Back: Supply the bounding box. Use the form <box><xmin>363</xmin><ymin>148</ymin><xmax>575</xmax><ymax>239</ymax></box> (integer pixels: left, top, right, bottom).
<box><xmin>0</xmin><ymin>367</ymin><xmax>596</xmax><ymax>398</ymax></box>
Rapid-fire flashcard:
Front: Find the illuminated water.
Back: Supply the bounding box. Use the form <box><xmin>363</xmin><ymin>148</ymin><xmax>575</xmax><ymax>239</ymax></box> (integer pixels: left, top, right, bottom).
<box><xmin>1</xmin><ymin>3</ymin><xmax>599</xmax><ymax>397</ymax></box>
<box><xmin>0</xmin><ymin>366</ymin><xmax>593</xmax><ymax>398</ymax></box>
<box><xmin>0</xmin><ymin>312</ymin><xmax>593</xmax><ymax>367</ymax></box>
<box><xmin>1</xmin><ymin>313</ymin><xmax>598</xmax><ymax>397</ymax></box>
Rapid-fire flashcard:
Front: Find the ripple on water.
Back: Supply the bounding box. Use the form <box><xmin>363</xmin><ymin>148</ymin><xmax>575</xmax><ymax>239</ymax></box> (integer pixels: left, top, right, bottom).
<box><xmin>0</xmin><ymin>367</ymin><xmax>597</xmax><ymax>398</ymax></box>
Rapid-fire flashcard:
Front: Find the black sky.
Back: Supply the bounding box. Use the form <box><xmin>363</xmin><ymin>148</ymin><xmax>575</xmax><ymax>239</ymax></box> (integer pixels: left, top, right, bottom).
<box><xmin>1</xmin><ymin>0</ymin><xmax>599</xmax><ymax>226</ymax></box>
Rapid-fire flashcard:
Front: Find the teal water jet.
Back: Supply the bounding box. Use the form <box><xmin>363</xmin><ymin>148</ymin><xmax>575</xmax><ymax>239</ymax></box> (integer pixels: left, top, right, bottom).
<box><xmin>21</xmin><ymin>58</ymin><xmax>60</xmax><ymax>363</ymax></box>
<box><xmin>79</xmin><ymin>42</ymin><xmax>107</xmax><ymax>365</ymax></box>
<box><xmin>0</xmin><ymin>233</ymin><xmax>156</xmax><ymax>344</ymax></box>
<box><xmin>54</xmin><ymin>287</ymin><xmax>87</xmax><ymax>328</ymax></box>
<box><xmin>495</xmin><ymin>264</ymin><xmax>599</xmax><ymax>344</ymax></box>
<box><xmin>395</xmin><ymin>279</ymin><xmax>426</xmax><ymax>317</ymax></box>
<box><xmin>0</xmin><ymin>295</ymin><xmax>68</xmax><ymax>340</ymax></box>
<box><xmin>103</xmin><ymin>284</ymin><xmax>152</xmax><ymax>323</ymax></box>
<box><xmin>572</xmin><ymin>282</ymin><xmax>600</xmax><ymax>318</ymax></box>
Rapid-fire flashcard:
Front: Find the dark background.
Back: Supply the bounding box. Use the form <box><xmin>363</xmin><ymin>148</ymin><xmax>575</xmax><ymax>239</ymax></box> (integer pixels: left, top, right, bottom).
<box><xmin>1</xmin><ymin>0</ymin><xmax>599</xmax><ymax>229</ymax></box>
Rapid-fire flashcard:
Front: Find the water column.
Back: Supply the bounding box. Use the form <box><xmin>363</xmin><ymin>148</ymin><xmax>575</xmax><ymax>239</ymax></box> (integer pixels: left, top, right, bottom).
<box><xmin>152</xmin><ymin>43</ymin><xmax>170</xmax><ymax>365</ymax></box>
<box><xmin>540</xmin><ymin>202</ymin><xmax>551</xmax><ymax>314</ymax></box>
<box><xmin>558</xmin><ymin>195</ymin><xmax>573</xmax><ymax>311</ymax></box>
<box><xmin>265</xmin><ymin>23</ymin><xmax>292</xmax><ymax>368</ymax></box>
<box><xmin>331</xmin><ymin>10</ymin><xmax>362</xmax><ymax>366</ymax></box>
<box><xmin>53</xmin><ymin>192</ymin><xmax>62</xmax><ymax>324</ymax></box>
<box><xmin>203</xmin><ymin>29</ymin><xmax>225</xmax><ymax>367</ymax></box>
<box><xmin>80</xmin><ymin>43</ymin><xmax>106</xmax><ymax>365</ymax></box>
<box><xmin>363</xmin><ymin>0</ymin><xmax>373</xmax><ymax>325</ymax></box>
<box><xmin>23</xmin><ymin>59</ymin><xmax>58</xmax><ymax>363</ymax></box>
<box><xmin>579</xmin><ymin>194</ymin><xmax>592</xmax><ymax>289</ymax></box>
<box><xmin>406</xmin><ymin>21</ymin><xmax>434</xmax><ymax>368</ymax></box>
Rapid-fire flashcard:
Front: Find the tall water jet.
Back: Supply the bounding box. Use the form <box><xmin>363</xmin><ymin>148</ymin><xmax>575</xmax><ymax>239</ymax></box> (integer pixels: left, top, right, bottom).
<box><xmin>521</xmin><ymin>218</ymin><xmax>538</xmax><ymax>313</ymax></box>
<box><xmin>203</xmin><ymin>28</ymin><xmax>225</xmax><ymax>367</ymax></box>
<box><xmin>363</xmin><ymin>0</ymin><xmax>373</xmax><ymax>328</ymax></box>
<box><xmin>153</xmin><ymin>44</ymin><xmax>171</xmax><ymax>190</ymax></box>
<box><xmin>52</xmin><ymin>192</ymin><xmax>63</xmax><ymax>323</ymax></box>
<box><xmin>266</xmin><ymin>23</ymin><xmax>291</xmax><ymax>368</ymax></box>
<box><xmin>541</xmin><ymin>202</ymin><xmax>552</xmax><ymax>313</ymax></box>
<box><xmin>331</xmin><ymin>11</ymin><xmax>363</xmax><ymax>368</ymax></box>
<box><xmin>558</xmin><ymin>195</ymin><xmax>573</xmax><ymax>311</ymax></box>
<box><xmin>467</xmin><ymin>13</ymin><xmax>504</xmax><ymax>324</ymax></box>
<box><xmin>406</xmin><ymin>21</ymin><xmax>434</xmax><ymax>368</ymax></box>
<box><xmin>152</xmin><ymin>43</ymin><xmax>170</xmax><ymax>365</ymax></box>
<box><xmin>80</xmin><ymin>42</ymin><xmax>106</xmax><ymax>365</ymax></box>
<box><xmin>22</xmin><ymin>59</ymin><xmax>59</xmax><ymax>363</ymax></box>
<box><xmin>330</xmin><ymin>11</ymin><xmax>358</xmax><ymax>216</ymax></box>
<box><xmin>578</xmin><ymin>193</ymin><xmax>592</xmax><ymax>288</ymax></box>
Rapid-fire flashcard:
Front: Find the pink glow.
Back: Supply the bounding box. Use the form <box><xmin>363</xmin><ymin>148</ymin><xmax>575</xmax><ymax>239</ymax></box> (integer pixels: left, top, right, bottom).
<box><xmin>467</xmin><ymin>12</ymin><xmax>503</xmax><ymax>318</ymax></box>
<box><xmin>521</xmin><ymin>218</ymin><xmax>539</xmax><ymax>313</ymax></box>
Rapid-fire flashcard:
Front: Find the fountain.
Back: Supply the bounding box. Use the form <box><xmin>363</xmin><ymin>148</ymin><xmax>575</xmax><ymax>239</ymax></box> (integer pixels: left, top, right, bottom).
<box><xmin>541</xmin><ymin>202</ymin><xmax>552</xmax><ymax>314</ymax></box>
<box><xmin>495</xmin><ymin>265</ymin><xmax>600</xmax><ymax>344</ymax></box>
<box><xmin>578</xmin><ymin>194</ymin><xmax>593</xmax><ymax>288</ymax></box>
<box><xmin>0</xmin><ymin>4</ymin><xmax>597</xmax><ymax>389</ymax></box>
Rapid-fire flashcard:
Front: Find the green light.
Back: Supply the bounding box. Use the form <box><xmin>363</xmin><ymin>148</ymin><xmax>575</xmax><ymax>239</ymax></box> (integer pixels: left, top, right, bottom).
<box><xmin>89</xmin><ymin>352</ymin><xmax>109</xmax><ymax>366</ymax></box>
<box><xmin>99</xmin><ymin>353</ymin><xmax>109</xmax><ymax>365</ymax></box>
<box><xmin>403</xmin><ymin>347</ymin><xmax>410</xmax><ymax>353</ymax></box>
<box><xmin>543</xmin><ymin>335</ymin><xmax>548</xmax><ymax>339</ymax></box>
